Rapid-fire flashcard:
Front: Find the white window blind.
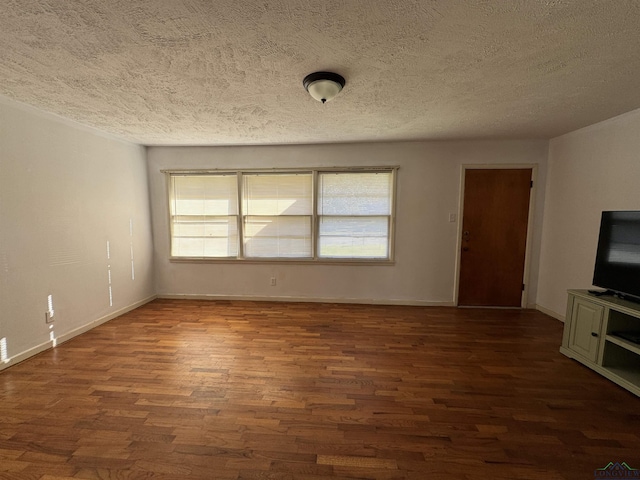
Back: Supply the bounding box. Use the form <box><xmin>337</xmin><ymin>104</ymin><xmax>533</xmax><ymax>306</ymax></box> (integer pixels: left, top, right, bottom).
<box><xmin>166</xmin><ymin>167</ymin><xmax>396</xmax><ymax>262</ymax></box>
<box><xmin>242</xmin><ymin>173</ymin><xmax>313</xmax><ymax>258</ymax></box>
<box><xmin>317</xmin><ymin>171</ymin><xmax>393</xmax><ymax>259</ymax></box>
<box><xmin>170</xmin><ymin>175</ymin><xmax>238</xmax><ymax>257</ymax></box>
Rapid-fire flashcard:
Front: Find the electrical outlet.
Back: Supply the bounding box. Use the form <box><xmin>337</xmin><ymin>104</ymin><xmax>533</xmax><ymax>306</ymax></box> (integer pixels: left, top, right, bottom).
<box><xmin>270</xmin><ymin>277</ymin><xmax>276</xmax><ymax>286</ymax></box>
<box><xmin>448</xmin><ymin>213</ymin><xmax>457</xmax><ymax>223</ymax></box>
<box><xmin>45</xmin><ymin>311</ymin><xmax>54</xmax><ymax>324</ymax></box>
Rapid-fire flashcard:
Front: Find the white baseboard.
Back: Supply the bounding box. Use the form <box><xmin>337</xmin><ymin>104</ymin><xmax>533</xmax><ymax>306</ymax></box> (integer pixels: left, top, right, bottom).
<box><xmin>157</xmin><ymin>293</ymin><xmax>454</xmax><ymax>307</ymax></box>
<box><xmin>55</xmin><ymin>294</ymin><xmax>157</xmax><ymax>345</ymax></box>
<box><xmin>536</xmin><ymin>304</ymin><xmax>565</xmax><ymax>322</ymax></box>
<box><xmin>0</xmin><ymin>295</ymin><xmax>157</xmax><ymax>372</ymax></box>
<box><xmin>0</xmin><ymin>341</ymin><xmax>54</xmax><ymax>372</ymax></box>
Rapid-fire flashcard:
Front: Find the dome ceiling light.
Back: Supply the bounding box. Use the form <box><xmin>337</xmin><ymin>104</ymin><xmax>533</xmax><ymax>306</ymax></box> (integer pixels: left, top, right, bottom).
<box><xmin>303</xmin><ymin>72</ymin><xmax>345</xmax><ymax>103</ymax></box>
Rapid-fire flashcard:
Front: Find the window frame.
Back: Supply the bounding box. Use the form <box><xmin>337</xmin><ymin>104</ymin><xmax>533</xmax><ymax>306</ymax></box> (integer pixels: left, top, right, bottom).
<box><xmin>164</xmin><ymin>166</ymin><xmax>398</xmax><ymax>264</ymax></box>
<box><xmin>168</xmin><ymin>173</ymin><xmax>240</xmax><ymax>259</ymax></box>
<box><xmin>241</xmin><ymin>171</ymin><xmax>315</xmax><ymax>260</ymax></box>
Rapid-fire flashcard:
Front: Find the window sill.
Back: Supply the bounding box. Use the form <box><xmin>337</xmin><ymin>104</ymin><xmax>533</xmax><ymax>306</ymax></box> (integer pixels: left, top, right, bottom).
<box><xmin>169</xmin><ymin>257</ymin><xmax>395</xmax><ymax>266</ymax></box>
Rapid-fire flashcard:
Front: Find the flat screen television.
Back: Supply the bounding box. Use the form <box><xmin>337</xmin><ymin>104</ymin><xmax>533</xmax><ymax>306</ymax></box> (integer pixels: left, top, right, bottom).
<box><xmin>592</xmin><ymin>211</ymin><xmax>640</xmax><ymax>302</ymax></box>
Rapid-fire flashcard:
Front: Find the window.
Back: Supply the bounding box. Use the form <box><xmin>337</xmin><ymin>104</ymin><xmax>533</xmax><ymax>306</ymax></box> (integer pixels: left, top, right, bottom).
<box><xmin>169</xmin><ymin>174</ymin><xmax>238</xmax><ymax>258</ymax></box>
<box><xmin>243</xmin><ymin>173</ymin><xmax>313</xmax><ymax>258</ymax></box>
<box><xmin>166</xmin><ymin>168</ymin><xmax>396</xmax><ymax>262</ymax></box>
<box><xmin>318</xmin><ymin>172</ymin><xmax>393</xmax><ymax>259</ymax></box>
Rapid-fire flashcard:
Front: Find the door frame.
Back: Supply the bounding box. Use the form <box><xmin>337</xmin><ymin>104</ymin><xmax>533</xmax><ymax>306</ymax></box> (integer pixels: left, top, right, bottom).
<box><xmin>454</xmin><ymin>164</ymin><xmax>538</xmax><ymax>308</ymax></box>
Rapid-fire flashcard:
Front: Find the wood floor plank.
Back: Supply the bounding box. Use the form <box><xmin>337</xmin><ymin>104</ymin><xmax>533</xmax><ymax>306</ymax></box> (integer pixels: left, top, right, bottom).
<box><xmin>317</xmin><ymin>454</ymin><xmax>398</xmax><ymax>469</ymax></box>
<box><xmin>0</xmin><ymin>299</ymin><xmax>639</xmax><ymax>479</ymax></box>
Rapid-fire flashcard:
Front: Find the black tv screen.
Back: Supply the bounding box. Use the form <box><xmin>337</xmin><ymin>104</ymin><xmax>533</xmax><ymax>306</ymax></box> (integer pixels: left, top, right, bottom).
<box><xmin>593</xmin><ymin>211</ymin><xmax>640</xmax><ymax>301</ymax></box>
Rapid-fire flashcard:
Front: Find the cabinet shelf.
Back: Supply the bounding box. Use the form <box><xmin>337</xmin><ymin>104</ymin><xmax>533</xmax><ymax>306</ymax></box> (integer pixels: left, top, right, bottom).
<box><xmin>604</xmin><ymin>367</ymin><xmax>640</xmax><ymax>387</ymax></box>
<box><xmin>605</xmin><ymin>334</ymin><xmax>640</xmax><ymax>356</ymax></box>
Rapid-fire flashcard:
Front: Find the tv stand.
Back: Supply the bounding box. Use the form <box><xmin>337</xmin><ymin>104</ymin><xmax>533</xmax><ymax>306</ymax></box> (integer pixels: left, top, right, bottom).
<box><xmin>561</xmin><ymin>290</ymin><xmax>640</xmax><ymax>397</ymax></box>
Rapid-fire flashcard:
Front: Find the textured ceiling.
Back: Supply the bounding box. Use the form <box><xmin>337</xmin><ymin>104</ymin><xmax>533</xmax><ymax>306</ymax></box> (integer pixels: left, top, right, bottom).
<box><xmin>1</xmin><ymin>0</ymin><xmax>640</xmax><ymax>145</ymax></box>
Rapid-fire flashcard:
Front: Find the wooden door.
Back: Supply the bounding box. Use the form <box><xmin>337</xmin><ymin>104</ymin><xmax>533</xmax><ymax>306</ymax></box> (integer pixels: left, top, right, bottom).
<box><xmin>458</xmin><ymin>169</ymin><xmax>532</xmax><ymax>307</ymax></box>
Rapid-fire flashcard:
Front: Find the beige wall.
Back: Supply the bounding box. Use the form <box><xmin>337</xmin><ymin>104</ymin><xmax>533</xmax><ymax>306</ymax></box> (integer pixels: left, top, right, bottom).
<box><xmin>148</xmin><ymin>140</ymin><xmax>548</xmax><ymax>305</ymax></box>
<box><xmin>0</xmin><ymin>98</ymin><xmax>155</xmax><ymax>369</ymax></box>
<box><xmin>537</xmin><ymin>108</ymin><xmax>640</xmax><ymax>319</ymax></box>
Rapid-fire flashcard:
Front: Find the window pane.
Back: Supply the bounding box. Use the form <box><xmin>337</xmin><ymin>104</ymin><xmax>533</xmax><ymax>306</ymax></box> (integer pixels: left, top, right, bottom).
<box><xmin>244</xmin><ymin>173</ymin><xmax>312</xmax><ymax>216</ymax></box>
<box><xmin>318</xmin><ymin>172</ymin><xmax>392</xmax><ymax>215</ymax></box>
<box><xmin>172</xmin><ymin>175</ymin><xmax>238</xmax><ymax>216</ymax></box>
<box><xmin>172</xmin><ymin>218</ymin><xmax>239</xmax><ymax>257</ymax></box>
<box><xmin>243</xmin><ymin>173</ymin><xmax>313</xmax><ymax>258</ymax></box>
<box><xmin>318</xmin><ymin>216</ymin><xmax>389</xmax><ymax>258</ymax></box>
<box><xmin>172</xmin><ymin>236</ymin><xmax>239</xmax><ymax>258</ymax></box>
<box><xmin>173</xmin><ymin>216</ymin><xmax>238</xmax><ymax>238</ymax></box>
<box><xmin>170</xmin><ymin>174</ymin><xmax>238</xmax><ymax>257</ymax></box>
<box><xmin>244</xmin><ymin>216</ymin><xmax>312</xmax><ymax>258</ymax></box>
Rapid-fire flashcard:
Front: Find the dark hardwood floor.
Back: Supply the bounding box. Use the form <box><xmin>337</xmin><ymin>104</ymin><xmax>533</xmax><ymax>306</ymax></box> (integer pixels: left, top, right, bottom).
<box><xmin>0</xmin><ymin>299</ymin><xmax>638</xmax><ymax>479</ymax></box>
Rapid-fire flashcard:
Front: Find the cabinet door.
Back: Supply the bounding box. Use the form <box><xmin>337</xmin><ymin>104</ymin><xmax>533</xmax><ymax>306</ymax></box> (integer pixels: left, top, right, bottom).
<box><xmin>568</xmin><ymin>298</ymin><xmax>604</xmax><ymax>362</ymax></box>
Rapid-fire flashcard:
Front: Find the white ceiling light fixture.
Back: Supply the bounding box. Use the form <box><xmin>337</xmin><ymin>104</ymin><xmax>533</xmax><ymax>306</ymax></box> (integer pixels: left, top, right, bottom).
<box><xmin>303</xmin><ymin>72</ymin><xmax>345</xmax><ymax>103</ymax></box>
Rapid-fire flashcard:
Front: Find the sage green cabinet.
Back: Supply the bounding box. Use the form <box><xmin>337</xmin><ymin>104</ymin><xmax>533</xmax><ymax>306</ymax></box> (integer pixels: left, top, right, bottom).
<box><xmin>561</xmin><ymin>290</ymin><xmax>640</xmax><ymax>397</ymax></box>
<box><xmin>566</xmin><ymin>296</ymin><xmax>603</xmax><ymax>362</ymax></box>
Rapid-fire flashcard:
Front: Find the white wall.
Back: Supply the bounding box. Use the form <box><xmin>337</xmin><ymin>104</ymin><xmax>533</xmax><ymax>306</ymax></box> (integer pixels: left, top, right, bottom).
<box><xmin>148</xmin><ymin>140</ymin><xmax>548</xmax><ymax>306</ymax></box>
<box><xmin>0</xmin><ymin>98</ymin><xmax>155</xmax><ymax>369</ymax></box>
<box><xmin>537</xmin><ymin>108</ymin><xmax>640</xmax><ymax>319</ymax></box>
